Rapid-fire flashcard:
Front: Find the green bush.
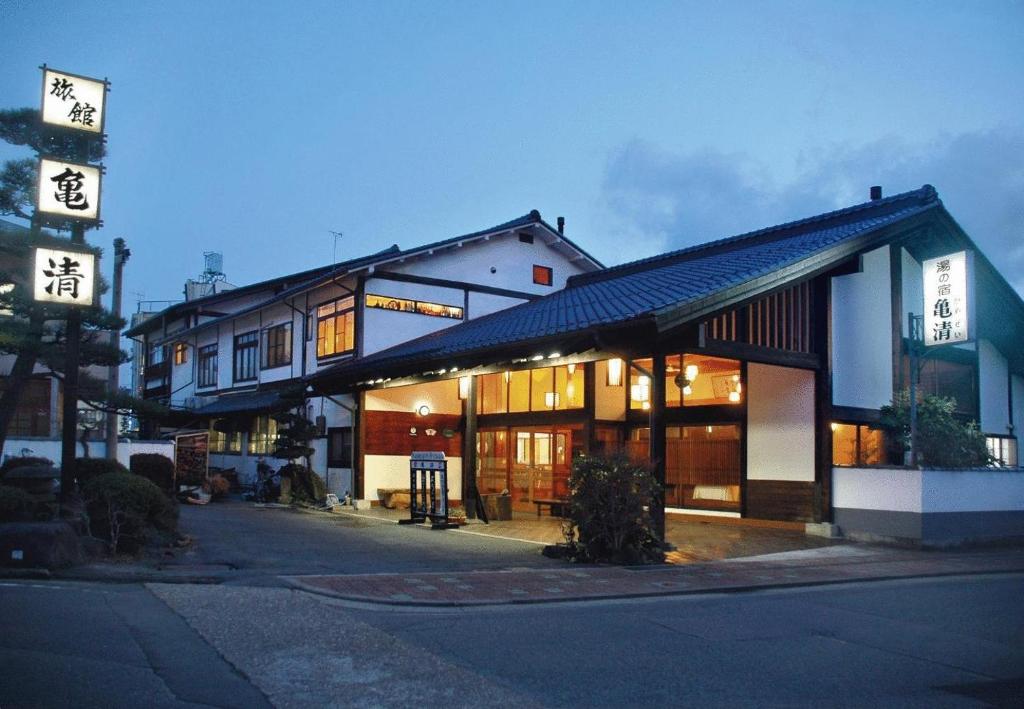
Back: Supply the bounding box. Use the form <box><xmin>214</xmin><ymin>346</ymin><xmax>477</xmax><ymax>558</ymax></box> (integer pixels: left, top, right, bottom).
<box><xmin>281</xmin><ymin>463</ymin><xmax>327</xmax><ymax>504</ymax></box>
<box><xmin>881</xmin><ymin>391</ymin><xmax>993</xmax><ymax>468</ymax></box>
<box><xmin>130</xmin><ymin>453</ymin><xmax>175</xmax><ymax>492</ymax></box>
<box><xmin>75</xmin><ymin>457</ymin><xmax>130</xmax><ymax>487</ymax></box>
<box><xmin>82</xmin><ymin>472</ymin><xmax>178</xmax><ymax>553</ymax></box>
<box><xmin>562</xmin><ymin>454</ymin><xmax>664</xmax><ymax>564</ymax></box>
<box><xmin>0</xmin><ymin>485</ymin><xmax>36</xmax><ymax>522</ymax></box>
<box><xmin>0</xmin><ymin>456</ymin><xmax>55</xmax><ymax>479</ymax></box>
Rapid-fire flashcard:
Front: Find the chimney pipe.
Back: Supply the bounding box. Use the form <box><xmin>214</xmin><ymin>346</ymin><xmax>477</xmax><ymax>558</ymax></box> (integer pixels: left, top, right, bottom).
<box><xmin>556</xmin><ymin>216</ymin><xmax>565</xmax><ymax>235</ymax></box>
<box><xmin>870</xmin><ymin>186</ymin><xmax>883</xmax><ymax>201</ymax></box>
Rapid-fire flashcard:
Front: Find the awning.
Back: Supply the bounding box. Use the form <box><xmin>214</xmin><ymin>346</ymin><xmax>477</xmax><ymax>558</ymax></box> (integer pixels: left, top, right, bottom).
<box><xmin>191</xmin><ymin>390</ymin><xmax>294</xmax><ymax>418</ymax></box>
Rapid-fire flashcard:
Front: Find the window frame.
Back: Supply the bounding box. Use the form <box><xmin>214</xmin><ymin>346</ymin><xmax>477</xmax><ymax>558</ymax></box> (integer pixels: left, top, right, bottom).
<box><xmin>831</xmin><ymin>422</ymin><xmax>889</xmax><ymax>467</ymax></box>
<box><xmin>197</xmin><ymin>343</ymin><xmax>218</xmax><ymax>389</ymax></box>
<box><xmin>532</xmin><ymin>264</ymin><xmax>553</xmax><ymax>286</ymax></box>
<box><xmin>327</xmin><ymin>426</ymin><xmax>353</xmax><ymax>468</ymax></box>
<box><xmin>233</xmin><ymin>331</ymin><xmax>259</xmax><ymax>383</ymax></box>
<box><xmin>316</xmin><ymin>296</ymin><xmax>356</xmax><ymax>360</ymax></box>
<box><xmin>173</xmin><ymin>342</ymin><xmax>188</xmax><ymax>365</ymax></box>
<box><xmin>262</xmin><ymin>322</ymin><xmax>292</xmax><ymax>370</ymax></box>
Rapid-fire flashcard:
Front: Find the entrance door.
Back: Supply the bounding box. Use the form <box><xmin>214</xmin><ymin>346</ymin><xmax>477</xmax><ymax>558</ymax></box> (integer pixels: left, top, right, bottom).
<box><xmin>480</xmin><ymin>426</ymin><xmax>577</xmax><ymax>512</ymax></box>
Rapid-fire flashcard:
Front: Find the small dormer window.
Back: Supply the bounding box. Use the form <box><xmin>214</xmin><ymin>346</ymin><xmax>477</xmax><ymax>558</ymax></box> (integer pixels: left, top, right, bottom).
<box><xmin>533</xmin><ymin>265</ymin><xmax>553</xmax><ymax>286</ymax></box>
<box><xmin>518</xmin><ymin>232</ymin><xmax>534</xmax><ymax>244</ymax></box>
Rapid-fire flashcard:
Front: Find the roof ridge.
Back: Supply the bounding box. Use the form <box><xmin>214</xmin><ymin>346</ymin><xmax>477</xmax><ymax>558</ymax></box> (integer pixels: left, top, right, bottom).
<box><xmin>568</xmin><ymin>184</ymin><xmax>938</xmax><ymax>288</ymax></box>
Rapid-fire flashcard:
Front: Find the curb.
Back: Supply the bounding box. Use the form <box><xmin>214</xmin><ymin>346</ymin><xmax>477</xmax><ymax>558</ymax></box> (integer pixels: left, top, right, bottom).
<box><xmin>283</xmin><ymin>567</ymin><xmax>1024</xmax><ymax>608</ymax></box>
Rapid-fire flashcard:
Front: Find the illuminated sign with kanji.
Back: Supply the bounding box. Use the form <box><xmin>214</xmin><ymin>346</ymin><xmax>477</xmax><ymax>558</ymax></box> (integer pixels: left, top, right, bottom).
<box><xmin>41</xmin><ymin>68</ymin><xmax>106</xmax><ymax>134</ymax></box>
<box><xmin>36</xmin><ymin>158</ymin><xmax>102</xmax><ymax>222</ymax></box>
<box><xmin>923</xmin><ymin>250</ymin><xmax>972</xmax><ymax>346</ymax></box>
<box><xmin>33</xmin><ymin>247</ymin><xmax>97</xmax><ymax>307</ymax></box>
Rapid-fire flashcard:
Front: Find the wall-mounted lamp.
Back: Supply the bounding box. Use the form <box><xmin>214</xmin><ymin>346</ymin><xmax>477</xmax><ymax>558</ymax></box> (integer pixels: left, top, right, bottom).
<box><xmin>416</xmin><ymin>404</ymin><xmax>431</xmax><ymax>417</ymax></box>
<box><xmin>458</xmin><ymin>376</ymin><xmax>471</xmax><ymax>400</ymax></box>
<box><xmin>545</xmin><ymin>391</ymin><xmax>560</xmax><ymax>408</ymax></box>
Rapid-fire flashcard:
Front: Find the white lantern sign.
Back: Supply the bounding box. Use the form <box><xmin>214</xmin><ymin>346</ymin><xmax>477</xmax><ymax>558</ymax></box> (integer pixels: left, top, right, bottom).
<box><xmin>922</xmin><ymin>250</ymin><xmax>973</xmax><ymax>346</ymax></box>
<box><xmin>41</xmin><ymin>68</ymin><xmax>106</xmax><ymax>134</ymax></box>
<box><xmin>37</xmin><ymin>158</ymin><xmax>102</xmax><ymax>222</ymax></box>
<box><xmin>33</xmin><ymin>247</ymin><xmax>97</xmax><ymax>307</ymax></box>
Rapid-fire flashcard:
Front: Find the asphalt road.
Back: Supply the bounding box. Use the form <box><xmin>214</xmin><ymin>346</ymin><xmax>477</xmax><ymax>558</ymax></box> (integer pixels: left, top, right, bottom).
<box><xmin>2</xmin><ymin>574</ymin><xmax>1021</xmax><ymax>708</ymax></box>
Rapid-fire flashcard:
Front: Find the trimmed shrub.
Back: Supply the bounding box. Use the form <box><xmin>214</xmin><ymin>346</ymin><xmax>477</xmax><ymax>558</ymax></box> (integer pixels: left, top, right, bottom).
<box><xmin>0</xmin><ymin>485</ymin><xmax>36</xmax><ymax>522</ymax></box>
<box><xmin>281</xmin><ymin>464</ymin><xmax>327</xmax><ymax>504</ymax></box>
<box><xmin>561</xmin><ymin>454</ymin><xmax>664</xmax><ymax>564</ymax></box>
<box><xmin>1</xmin><ymin>456</ymin><xmax>54</xmax><ymax>479</ymax></box>
<box><xmin>75</xmin><ymin>457</ymin><xmax>129</xmax><ymax>487</ymax></box>
<box><xmin>82</xmin><ymin>472</ymin><xmax>178</xmax><ymax>553</ymax></box>
<box><xmin>130</xmin><ymin>453</ymin><xmax>175</xmax><ymax>492</ymax></box>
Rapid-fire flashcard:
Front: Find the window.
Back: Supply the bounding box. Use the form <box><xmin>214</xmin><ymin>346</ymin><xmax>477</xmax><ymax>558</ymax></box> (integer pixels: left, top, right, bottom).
<box><xmin>148</xmin><ymin>343</ymin><xmax>168</xmax><ymax>366</ymax></box>
<box><xmin>532</xmin><ymin>264</ymin><xmax>553</xmax><ymax>286</ymax></box>
<box><xmin>0</xmin><ymin>377</ymin><xmax>52</xmax><ymax>436</ymax></box>
<box><xmin>316</xmin><ymin>296</ymin><xmax>355</xmax><ymax>358</ymax></box>
<box><xmin>233</xmin><ymin>331</ymin><xmax>258</xmax><ymax>382</ymax></box>
<box><xmin>262</xmin><ymin>323</ymin><xmax>292</xmax><ymax>369</ymax></box>
<box><xmin>987</xmin><ymin>436</ymin><xmax>1018</xmax><ymax>467</ymax></box>
<box><xmin>477</xmin><ymin>364</ymin><xmax>584</xmax><ymax>414</ymax></box>
<box><xmin>364</xmin><ymin>293</ymin><xmax>463</xmax><ymax>320</ymax></box>
<box><xmin>173</xmin><ymin>342</ymin><xmax>187</xmax><ymax>365</ymax></box>
<box><xmin>209</xmin><ymin>421</ymin><xmax>241</xmax><ymax>454</ymax></box>
<box><xmin>629</xmin><ymin>355</ymin><xmax>742</xmax><ymax>410</ymax></box>
<box><xmin>327</xmin><ymin>427</ymin><xmax>353</xmax><ymax>468</ymax></box>
<box><xmin>832</xmin><ymin>423</ymin><xmax>887</xmax><ymax>466</ymax></box>
<box><xmin>197</xmin><ymin>344</ymin><xmax>218</xmax><ymax>388</ymax></box>
<box><xmin>247</xmin><ymin>415</ymin><xmax>278</xmax><ymax>455</ymax></box>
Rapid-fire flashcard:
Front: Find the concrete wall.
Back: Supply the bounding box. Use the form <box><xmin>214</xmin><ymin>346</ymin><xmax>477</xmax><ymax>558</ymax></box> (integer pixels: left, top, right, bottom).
<box><xmin>1</xmin><ymin>438</ymin><xmax>174</xmax><ymax>469</ymax></box>
<box><xmin>1013</xmin><ymin>374</ymin><xmax>1024</xmax><ymax>439</ymax></box>
<box><xmin>362</xmin><ymin>278</ymin><xmax>466</xmax><ymax>356</ymax></box>
<box><xmin>832</xmin><ymin>246</ymin><xmax>894</xmax><ymax>409</ymax></box>
<box><xmin>746</xmin><ymin>363</ymin><xmax>815</xmax><ymax>482</ymax></box>
<box><xmin>833</xmin><ymin>466</ymin><xmax>1024</xmax><ymax>545</ymax></box>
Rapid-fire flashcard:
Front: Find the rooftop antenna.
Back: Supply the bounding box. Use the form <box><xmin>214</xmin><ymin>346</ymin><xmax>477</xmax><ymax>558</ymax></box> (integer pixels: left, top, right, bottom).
<box><xmin>201</xmin><ymin>251</ymin><xmax>226</xmax><ymax>284</ymax></box>
<box><xmin>329</xmin><ymin>231</ymin><xmax>343</xmax><ymax>268</ymax></box>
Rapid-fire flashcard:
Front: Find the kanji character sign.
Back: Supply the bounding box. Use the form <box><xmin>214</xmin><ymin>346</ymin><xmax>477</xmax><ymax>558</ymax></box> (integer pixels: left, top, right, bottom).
<box><xmin>40</xmin><ymin>68</ymin><xmax>106</xmax><ymax>134</ymax></box>
<box><xmin>33</xmin><ymin>247</ymin><xmax>97</xmax><ymax>306</ymax></box>
<box><xmin>36</xmin><ymin>158</ymin><xmax>102</xmax><ymax>222</ymax></box>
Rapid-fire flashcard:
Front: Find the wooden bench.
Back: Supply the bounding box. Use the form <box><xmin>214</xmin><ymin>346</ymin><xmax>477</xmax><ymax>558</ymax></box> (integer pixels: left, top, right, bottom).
<box><xmin>533</xmin><ymin>498</ymin><xmax>569</xmax><ymax>518</ymax></box>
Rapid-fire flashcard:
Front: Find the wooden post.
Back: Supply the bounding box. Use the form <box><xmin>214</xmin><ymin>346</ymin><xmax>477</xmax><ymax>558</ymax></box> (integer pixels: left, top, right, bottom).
<box><xmin>462</xmin><ymin>375</ymin><xmax>479</xmax><ymax>518</ymax></box>
<box><xmin>649</xmin><ymin>353</ymin><xmax>667</xmax><ymax>543</ymax></box>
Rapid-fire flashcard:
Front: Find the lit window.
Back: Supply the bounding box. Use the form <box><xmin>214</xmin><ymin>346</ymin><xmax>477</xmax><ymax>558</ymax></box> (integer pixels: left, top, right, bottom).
<box><xmin>174</xmin><ymin>342</ymin><xmax>188</xmax><ymax>365</ymax></box>
<box><xmin>986</xmin><ymin>436</ymin><xmax>1018</xmax><ymax>467</ymax></box>
<box><xmin>316</xmin><ymin>296</ymin><xmax>355</xmax><ymax>359</ymax></box>
<box><xmin>364</xmin><ymin>293</ymin><xmax>463</xmax><ymax>320</ymax></box>
<box><xmin>832</xmin><ymin>423</ymin><xmax>887</xmax><ymax>466</ymax></box>
<box><xmin>262</xmin><ymin>323</ymin><xmax>292</xmax><ymax>369</ymax></box>
<box><xmin>532</xmin><ymin>265</ymin><xmax>553</xmax><ymax>286</ymax></box>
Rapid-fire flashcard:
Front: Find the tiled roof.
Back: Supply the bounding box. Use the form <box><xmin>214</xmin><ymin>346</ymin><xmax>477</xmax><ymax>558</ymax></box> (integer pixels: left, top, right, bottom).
<box><xmin>310</xmin><ymin>185</ymin><xmax>942</xmax><ymax>388</ymax></box>
<box><xmin>190</xmin><ymin>389</ymin><xmax>291</xmax><ymax>416</ymax></box>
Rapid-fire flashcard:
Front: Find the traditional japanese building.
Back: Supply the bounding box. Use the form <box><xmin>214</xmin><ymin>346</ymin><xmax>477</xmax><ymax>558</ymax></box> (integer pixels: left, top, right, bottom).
<box><xmin>125</xmin><ymin>212</ymin><xmax>601</xmax><ymax>491</ymax></box>
<box><xmin>307</xmin><ymin>185</ymin><xmax>1024</xmax><ymax>535</ymax></box>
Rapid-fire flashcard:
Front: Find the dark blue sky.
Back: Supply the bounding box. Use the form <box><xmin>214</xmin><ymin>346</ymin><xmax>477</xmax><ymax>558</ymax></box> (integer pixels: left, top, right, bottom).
<box><xmin>3</xmin><ymin>1</ymin><xmax>1023</xmax><ymax>306</ymax></box>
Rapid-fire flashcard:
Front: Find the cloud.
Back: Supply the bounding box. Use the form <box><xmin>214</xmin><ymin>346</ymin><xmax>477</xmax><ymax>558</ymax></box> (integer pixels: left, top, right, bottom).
<box><xmin>599</xmin><ymin>128</ymin><xmax>1024</xmax><ymax>293</ymax></box>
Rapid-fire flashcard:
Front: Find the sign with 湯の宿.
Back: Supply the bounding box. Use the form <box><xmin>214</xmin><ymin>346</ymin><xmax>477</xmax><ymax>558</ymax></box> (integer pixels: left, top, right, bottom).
<box><xmin>36</xmin><ymin>157</ymin><xmax>102</xmax><ymax>222</ymax></box>
<box><xmin>33</xmin><ymin>246</ymin><xmax>97</xmax><ymax>307</ymax></box>
<box><xmin>40</xmin><ymin>67</ymin><xmax>107</xmax><ymax>134</ymax></box>
<box><xmin>922</xmin><ymin>250</ymin><xmax>973</xmax><ymax>347</ymax></box>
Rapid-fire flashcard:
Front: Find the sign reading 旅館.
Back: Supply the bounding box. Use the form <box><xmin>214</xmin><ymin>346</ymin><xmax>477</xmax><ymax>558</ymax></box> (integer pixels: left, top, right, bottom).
<box><xmin>41</xmin><ymin>67</ymin><xmax>107</xmax><ymax>134</ymax></box>
<box><xmin>922</xmin><ymin>250</ymin><xmax>973</xmax><ymax>347</ymax></box>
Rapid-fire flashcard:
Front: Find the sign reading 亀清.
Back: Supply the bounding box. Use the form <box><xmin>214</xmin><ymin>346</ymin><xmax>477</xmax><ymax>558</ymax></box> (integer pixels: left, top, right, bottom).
<box><xmin>33</xmin><ymin>247</ymin><xmax>97</xmax><ymax>307</ymax></box>
<box><xmin>41</xmin><ymin>68</ymin><xmax>106</xmax><ymax>134</ymax></box>
<box><xmin>923</xmin><ymin>250</ymin><xmax>973</xmax><ymax>346</ymax></box>
<box><xmin>36</xmin><ymin>158</ymin><xmax>102</xmax><ymax>222</ymax></box>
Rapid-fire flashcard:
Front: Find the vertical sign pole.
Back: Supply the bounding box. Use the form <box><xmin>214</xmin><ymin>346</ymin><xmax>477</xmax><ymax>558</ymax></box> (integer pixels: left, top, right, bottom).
<box><xmin>908</xmin><ymin>313</ymin><xmax>920</xmax><ymax>468</ymax></box>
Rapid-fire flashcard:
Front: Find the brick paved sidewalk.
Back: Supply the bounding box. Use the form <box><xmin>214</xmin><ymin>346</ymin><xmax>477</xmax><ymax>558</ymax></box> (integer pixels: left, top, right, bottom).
<box><xmin>285</xmin><ymin>545</ymin><xmax>1024</xmax><ymax>606</ymax></box>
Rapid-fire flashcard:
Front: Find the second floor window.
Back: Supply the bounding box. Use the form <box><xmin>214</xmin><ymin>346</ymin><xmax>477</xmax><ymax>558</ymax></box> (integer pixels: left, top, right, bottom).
<box><xmin>234</xmin><ymin>331</ymin><xmax>258</xmax><ymax>382</ymax></box>
<box><xmin>174</xmin><ymin>342</ymin><xmax>188</xmax><ymax>365</ymax></box>
<box><xmin>316</xmin><ymin>296</ymin><xmax>355</xmax><ymax>359</ymax></box>
<box><xmin>198</xmin><ymin>344</ymin><xmax>218</xmax><ymax>388</ymax></box>
<box><xmin>262</xmin><ymin>322</ymin><xmax>292</xmax><ymax>369</ymax></box>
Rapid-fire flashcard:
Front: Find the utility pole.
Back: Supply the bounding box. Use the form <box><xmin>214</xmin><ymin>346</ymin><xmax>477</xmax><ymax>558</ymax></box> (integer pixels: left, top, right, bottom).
<box><xmin>106</xmin><ymin>238</ymin><xmax>130</xmax><ymax>461</ymax></box>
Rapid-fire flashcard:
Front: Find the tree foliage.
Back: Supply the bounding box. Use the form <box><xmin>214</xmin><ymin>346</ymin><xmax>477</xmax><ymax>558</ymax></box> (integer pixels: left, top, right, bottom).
<box><xmin>880</xmin><ymin>391</ymin><xmax>993</xmax><ymax>468</ymax></box>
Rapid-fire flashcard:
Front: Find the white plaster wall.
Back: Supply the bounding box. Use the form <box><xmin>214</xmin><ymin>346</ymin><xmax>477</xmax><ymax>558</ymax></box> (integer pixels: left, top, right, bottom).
<box><xmin>468</xmin><ymin>291</ymin><xmax>526</xmax><ymax>319</ymax></box>
<box><xmin>746</xmin><ymin>363</ymin><xmax>816</xmax><ymax>482</ymax></box>
<box><xmin>364</xmin><ymin>380</ymin><xmax>461</xmax><ymax>414</ymax></box>
<box><xmin>594</xmin><ymin>359</ymin><xmax>626</xmax><ymax>421</ymax></box>
<box><xmin>978</xmin><ymin>339</ymin><xmax>1010</xmax><ymax>434</ymax></box>
<box><xmin>831</xmin><ymin>246</ymin><xmax>894</xmax><ymax>409</ymax></box>
<box><xmin>834</xmin><ymin>467</ymin><xmax>1024</xmax><ymax>513</ymax></box>
<box><xmin>387</xmin><ymin>233</ymin><xmax>588</xmax><ymax>294</ymax></box>
<box><xmin>1012</xmin><ymin>375</ymin><xmax>1024</xmax><ymax>439</ymax></box>
<box><xmin>900</xmin><ymin>248</ymin><xmax>924</xmax><ymax>336</ymax></box>
<box><xmin>1</xmin><ymin>438</ymin><xmax>174</xmax><ymax>469</ymax></box>
<box><xmin>364</xmin><ymin>454</ymin><xmax>463</xmax><ymax>502</ymax></box>
<box><xmin>361</xmin><ymin>278</ymin><xmax>465</xmax><ymax>355</ymax></box>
